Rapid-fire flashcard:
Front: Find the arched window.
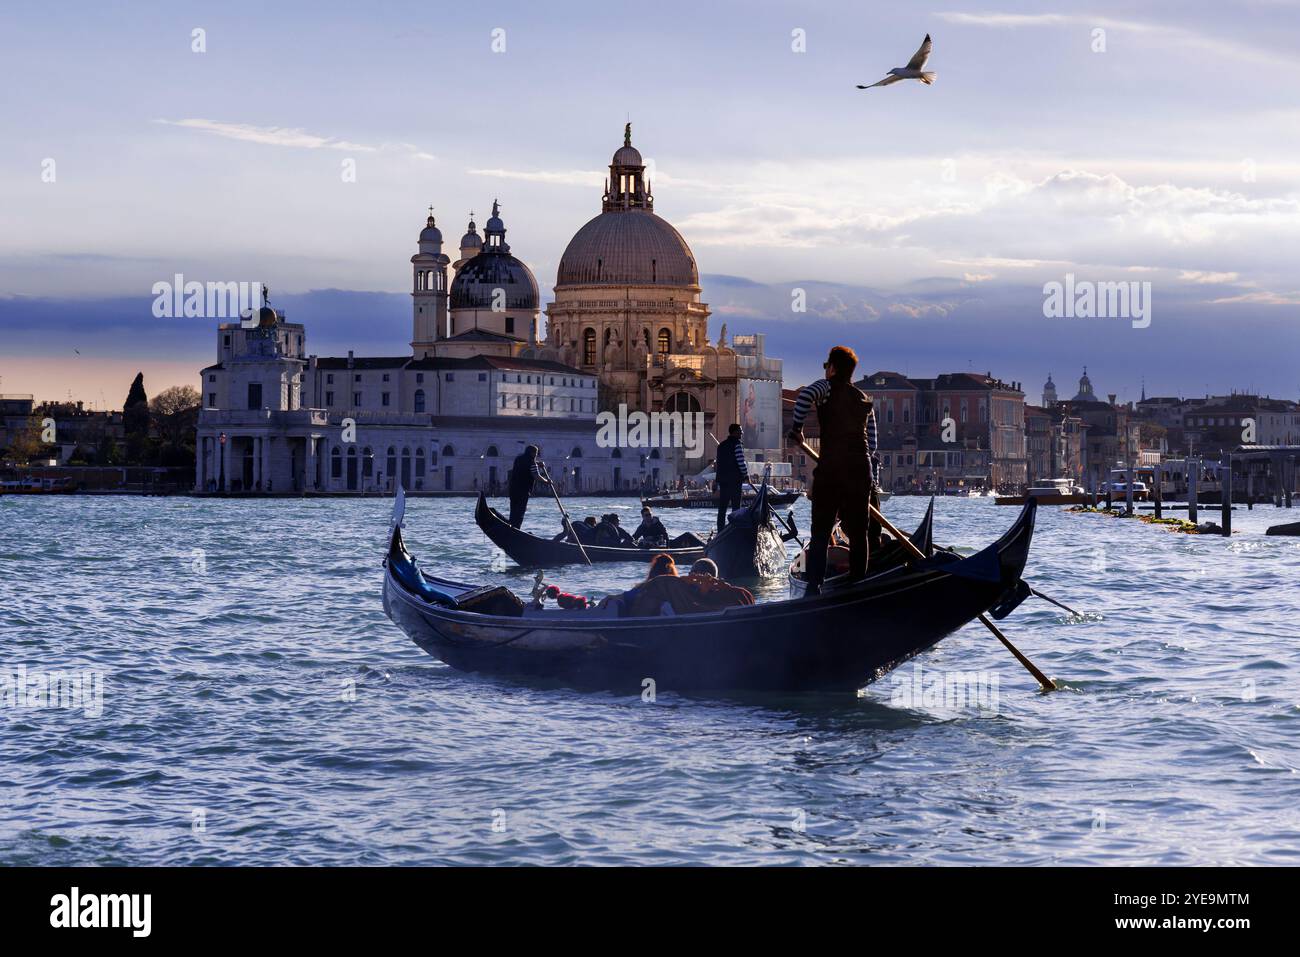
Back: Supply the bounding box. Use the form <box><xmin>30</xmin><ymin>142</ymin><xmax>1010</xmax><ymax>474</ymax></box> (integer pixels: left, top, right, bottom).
<box><xmin>583</xmin><ymin>328</ymin><xmax>596</xmax><ymax>365</ymax></box>
<box><xmin>611</xmin><ymin>448</ymin><xmax>622</xmax><ymax>459</ymax></box>
<box><xmin>386</xmin><ymin>446</ymin><xmax>397</xmax><ymax>479</ymax></box>
<box><xmin>665</xmin><ymin>392</ymin><xmax>701</xmax><ymax>414</ymax></box>
<box><xmin>331</xmin><ymin>446</ymin><xmax>342</xmax><ymax>478</ymax></box>
<box><xmin>415</xmin><ymin>448</ymin><xmax>426</xmax><ymax>478</ymax></box>
<box><xmin>414</xmin><ymin>389</ymin><xmax>426</xmax><ymax>413</ymax></box>
<box><xmin>657</xmin><ymin>328</ymin><xmax>671</xmax><ymax>356</ymax></box>
<box><xmin>442</xmin><ymin>444</ymin><xmax>455</xmax><ymax>457</ymax></box>
<box><xmin>649</xmin><ymin>448</ymin><xmax>660</xmax><ymax>460</ymax></box>
<box><xmin>486</xmin><ymin>445</ymin><xmax>499</xmax><ymax>457</ymax></box>
<box><xmin>570</xmin><ymin>446</ymin><xmax>583</xmax><ymax>458</ymax></box>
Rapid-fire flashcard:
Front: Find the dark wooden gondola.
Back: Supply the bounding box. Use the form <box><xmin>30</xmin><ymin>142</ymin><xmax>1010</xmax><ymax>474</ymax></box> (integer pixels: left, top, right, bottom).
<box><xmin>702</xmin><ymin>481</ymin><xmax>789</xmax><ymax>580</ymax></box>
<box><xmin>385</xmin><ymin>489</ymin><xmax>1037</xmax><ymax>693</ymax></box>
<box><xmin>474</xmin><ymin>492</ymin><xmax>707</xmax><ymax>567</ymax></box>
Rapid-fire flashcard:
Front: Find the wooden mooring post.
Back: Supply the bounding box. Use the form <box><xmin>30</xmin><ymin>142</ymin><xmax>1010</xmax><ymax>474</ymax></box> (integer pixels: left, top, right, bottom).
<box><xmin>1153</xmin><ymin>475</ymin><xmax>1162</xmax><ymax>519</ymax></box>
<box><xmin>1125</xmin><ymin>465</ymin><xmax>1135</xmax><ymax>515</ymax></box>
<box><xmin>1221</xmin><ymin>455</ymin><xmax>1233</xmax><ymax>537</ymax></box>
<box><xmin>1188</xmin><ymin>457</ymin><xmax>1199</xmax><ymax>525</ymax></box>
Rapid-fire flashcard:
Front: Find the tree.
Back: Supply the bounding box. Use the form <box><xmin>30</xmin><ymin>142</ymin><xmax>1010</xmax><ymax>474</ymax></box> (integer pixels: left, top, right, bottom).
<box><xmin>7</xmin><ymin>415</ymin><xmax>46</xmax><ymax>464</ymax></box>
<box><xmin>150</xmin><ymin>385</ymin><xmax>201</xmax><ymax>467</ymax></box>
<box><xmin>123</xmin><ymin>372</ymin><xmax>150</xmax><ymax>464</ymax></box>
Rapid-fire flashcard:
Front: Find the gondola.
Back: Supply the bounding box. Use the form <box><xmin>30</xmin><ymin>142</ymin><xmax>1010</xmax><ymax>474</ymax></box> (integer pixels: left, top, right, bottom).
<box><xmin>384</xmin><ymin>488</ymin><xmax>1037</xmax><ymax>693</ymax></box>
<box><xmin>474</xmin><ymin>492</ymin><xmax>707</xmax><ymax>567</ymax></box>
<box><xmin>787</xmin><ymin>497</ymin><xmax>935</xmax><ymax>598</ymax></box>
<box><xmin>701</xmin><ymin>480</ymin><xmax>790</xmax><ymax>580</ymax></box>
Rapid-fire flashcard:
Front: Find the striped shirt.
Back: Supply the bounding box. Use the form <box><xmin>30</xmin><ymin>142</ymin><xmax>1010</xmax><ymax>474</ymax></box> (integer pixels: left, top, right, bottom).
<box><xmin>731</xmin><ymin>440</ymin><xmax>749</xmax><ymax>479</ymax></box>
<box><xmin>791</xmin><ymin>378</ymin><xmax>880</xmax><ymax>478</ymax></box>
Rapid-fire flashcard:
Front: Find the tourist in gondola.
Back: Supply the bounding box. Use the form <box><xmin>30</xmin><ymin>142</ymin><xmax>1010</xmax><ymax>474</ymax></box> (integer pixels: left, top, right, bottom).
<box><xmin>715</xmin><ymin>423</ymin><xmax>749</xmax><ymax>532</ymax></box>
<box><xmin>607</xmin><ymin>553</ymin><xmax>754</xmax><ymax>616</ymax></box>
<box><xmin>508</xmin><ymin>445</ymin><xmax>551</xmax><ymax>529</ymax></box>
<box><xmin>631</xmin><ymin>506</ymin><xmax>669</xmax><ymax>547</ymax></box>
<box><xmin>788</xmin><ymin>345</ymin><xmax>877</xmax><ymax>596</ymax></box>
<box><xmin>592</xmin><ymin>513</ymin><xmax>636</xmax><ymax>547</ymax></box>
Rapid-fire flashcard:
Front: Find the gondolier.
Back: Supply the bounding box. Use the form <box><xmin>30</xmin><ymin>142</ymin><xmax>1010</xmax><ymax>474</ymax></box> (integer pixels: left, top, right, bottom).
<box><xmin>715</xmin><ymin>423</ymin><xmax>749</xmax><ymax>532</ymax></box>
<box><xmin>788</xmin><ymin>345</ymin><xmax>879</xmax><ymax>595</ymax></box>
<box><xmin>508</xmin><ymin>445</ymin><xmax>551</xmax><ymax>529</ymax></box>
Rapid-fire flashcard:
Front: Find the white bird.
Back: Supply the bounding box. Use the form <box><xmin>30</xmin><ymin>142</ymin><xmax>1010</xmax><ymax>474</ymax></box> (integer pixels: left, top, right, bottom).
<box><xmin>858</xmin><ymin>34</ymin><xmax>936</xmax><ymax>89</ymax></box>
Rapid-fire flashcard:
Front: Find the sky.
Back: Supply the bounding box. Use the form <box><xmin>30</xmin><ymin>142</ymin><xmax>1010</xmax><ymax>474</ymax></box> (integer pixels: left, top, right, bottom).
<box><xmin>1</xmin><ymin>0</ymin><xmax>1299</xmax><ymax>407</ymax></box>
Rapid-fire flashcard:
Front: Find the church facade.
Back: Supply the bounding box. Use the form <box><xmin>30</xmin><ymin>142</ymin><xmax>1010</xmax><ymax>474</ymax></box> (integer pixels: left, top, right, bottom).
<box><xmin>194</xmin><ymin>127</ymin><xmax>782</xmax><ymax>494</ymax></box>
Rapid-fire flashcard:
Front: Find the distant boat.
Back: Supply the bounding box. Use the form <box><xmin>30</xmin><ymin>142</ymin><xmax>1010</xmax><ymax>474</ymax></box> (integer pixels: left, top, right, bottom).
<box><xmin>0</xmin><ymin>477</ymin><xmax>77</xmax><ymax>495</ymax></box>
<box><xmin>997</xmin><ymin>478</ymin><xmax>1089</xmax><ymax>506</ymax></box>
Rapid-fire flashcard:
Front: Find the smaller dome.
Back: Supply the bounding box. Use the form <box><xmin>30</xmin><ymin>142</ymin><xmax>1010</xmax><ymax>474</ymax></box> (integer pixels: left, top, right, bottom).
<box><xmin>612</xmin><ymin>144</ymin><xmax>643</xmax><ymax>167</ymax></box>
<box><xmin>419</xmin><ymin>210</ymin><xmax>442</xmax><ymax>245</ymax></box>
<box><xmin>257</xmin><ymin>305</ymin><xmax>278</xmax><ymax>329</ymax></box>
<box><xmin>460</xmin><ymin>219</ymin><xmax>481</xmax><ymax>249</ymax></box>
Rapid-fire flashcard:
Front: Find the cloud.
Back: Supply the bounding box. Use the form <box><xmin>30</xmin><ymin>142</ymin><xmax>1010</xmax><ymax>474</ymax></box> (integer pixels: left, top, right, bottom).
<box><xmin>1179</xmin><ymin>270</ymin><xmax>1241</xmax><ymax>284</ymax></box>
<box><xmin>155</xmin><ymin>119</ymin><xmax>434</xmax><ymax>160</ymax></box>
<box><xmin>932</xmin><ymin>11</ymin><xmax>1297</xmax><ymax>70</ymax></box>
<box><xmin>467</xmin><ymin>167</ymin><xmax>604</xmax><ymax>187</ymax></box>
<box><xmin>1208</xmin><ymin>290</ymin><xmax>1300</xmax><ymax>305</ymax></box>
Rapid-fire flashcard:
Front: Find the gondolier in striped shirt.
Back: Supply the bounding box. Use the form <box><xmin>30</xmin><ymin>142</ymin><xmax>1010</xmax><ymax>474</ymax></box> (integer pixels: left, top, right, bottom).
<box><xmin>788</xmin><ymin>345</ymin><xmax>879</xmax><ymax>595</ymax></box>
<box><xmin>508</xmin><ymin>445</ymin><xmax>551</xmax><ymax>529</ymax></box>
<box><xmin>714</xmin><ymin>423</ymin><xmax>750</xmax><ymax>532</ymax></box>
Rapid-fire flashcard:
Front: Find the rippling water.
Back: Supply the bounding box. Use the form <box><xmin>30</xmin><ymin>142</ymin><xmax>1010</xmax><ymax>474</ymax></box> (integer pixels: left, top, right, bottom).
<box><xmin>2</xmin><ymin>493</ymin><xmax>1299</xmax><ymax>865</ymax></box>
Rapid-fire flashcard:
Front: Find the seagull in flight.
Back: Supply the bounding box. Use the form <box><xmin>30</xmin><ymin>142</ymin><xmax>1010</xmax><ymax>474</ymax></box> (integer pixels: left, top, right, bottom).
<box><xmin>858</xmin><ymin>34</ymin><xmax>936</xmax><ymax>89</ymax></box>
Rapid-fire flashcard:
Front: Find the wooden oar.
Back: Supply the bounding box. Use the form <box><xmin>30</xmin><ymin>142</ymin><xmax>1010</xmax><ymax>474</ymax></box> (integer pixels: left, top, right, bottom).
<box><xmin>539</xmin><ymin>464</ymin><xmax>592</xmax><ymax>566</ymax></box>
<box><xmin>794</xmin><ymin>439</ymin><xmax>1056</xmax><ymax>691</ymax></box>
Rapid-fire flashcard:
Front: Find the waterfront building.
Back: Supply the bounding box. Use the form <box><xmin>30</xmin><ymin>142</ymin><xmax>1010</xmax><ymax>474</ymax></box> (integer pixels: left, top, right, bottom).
<box><xmin>857</xmin><ymin>371</ymin><xmax>1026</xmax><ymax>491</ymax></box>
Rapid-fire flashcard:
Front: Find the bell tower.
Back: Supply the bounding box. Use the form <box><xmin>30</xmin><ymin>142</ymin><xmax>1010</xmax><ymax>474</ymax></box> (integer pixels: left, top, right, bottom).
<box><xmin>411</xmin><ymin>208</ymin><xmax>450</xmax><ymax>357</ymax></box>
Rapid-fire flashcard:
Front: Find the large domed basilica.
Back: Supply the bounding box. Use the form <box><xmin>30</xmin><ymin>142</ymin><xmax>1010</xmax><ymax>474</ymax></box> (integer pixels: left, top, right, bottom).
<box><xmin>404</xmin><ymin>125</ymin><xmax>784</xmax><ymax>466</ymax></box>
<box><xmin>538</xmin><ymin>125</ymin><xmax>774</xmax><ymax>455</ymax></box>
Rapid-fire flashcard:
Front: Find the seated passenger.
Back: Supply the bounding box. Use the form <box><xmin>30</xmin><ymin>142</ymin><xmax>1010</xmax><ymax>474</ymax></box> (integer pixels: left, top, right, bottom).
<box><xmin>631</xmin><ymin>506</ymin><xmax>669</xmax><ymax>548</ymax></box>
<box><xmin>594</xmin><ymin>513</ymin><xmax>636</xmax><ymax>547</ymax></box>
<box><xmin>619</xmin><ymin>554</ymin><xmax>754</xmax><ymax>617</ymax></box>
<box><xmin>553</xmin><ymin>515</ymin><xmax>599</xmax><ymax>544</ymax></box>
<box><xmin>689</xmin><ymin>558</ymin><xmax>719</xmax><ymax>577</ymax></box>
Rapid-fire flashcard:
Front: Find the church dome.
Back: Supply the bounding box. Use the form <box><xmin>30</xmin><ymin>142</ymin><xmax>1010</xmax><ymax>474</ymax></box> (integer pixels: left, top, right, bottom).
<box><xmin>460</xmin><ymin>219</ymin><xmax>482</xmax><ymax>250</ymax></box>
<box><xmin>612</xmin><ymin>144</ymin><xmax>643</xmax><ymax>166</ymax></box>
<box><xmin>419</xmin><ymin>211</ymin><xmax>443</xmax><ymax>245</ymax></box>
<box><xmin>556</xmin><ymin>209</ymin><xmax>699</xmax><ymax>288</ymax></box>
<box><xmin>450</xmin><ymin>253</ymin><xmax>539</xmax><ymax>310</ymax></box>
